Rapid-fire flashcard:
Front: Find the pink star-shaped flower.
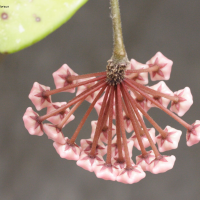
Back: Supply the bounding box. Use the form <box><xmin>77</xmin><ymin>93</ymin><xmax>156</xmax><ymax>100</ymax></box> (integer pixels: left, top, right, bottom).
<box><xmin>156</xmin><ymin>126</ymin><xmax>182</xmax><ymax>152</ymax></box>
<box><xmin>126</xmin><ymin>59</ymin><xmax>149</xmax><ymax>85</ymax></box>
<box><xmin>136</xmin><ymin>150</ymin><xmax>155</xmax><ymax>171</ymax></box>
<box><xmin>146</xmin><ymin>52</ymin><xmax>173</xmax><ymax>81</ymax></box>
<box><xmin>112</xmin><ymin>157</ymin><xmax>135</xmax><ymax>170</ymax></box>
<box><xmin>76</xmin><ymin>77</ymin><xmax>99</xmax><ymax>103</ymax></box>
<box><xmin>46</xmin><ymin>102</ymin><xmax>75</xmax><ymax>127</ymax></box>
<box><xmin>90</xmin><ymin>120</ymin><xmax>116</xmax><ymax>144</ymax></box>
<box><xmin>111</xmin><ymin>136</ymin><xmax>134</xmax><ymax>158</ymax></box>
<box><xmin>147</xmin><ymin>81</ymin><xmax>173</xmax><ymax>108</ymax></box>
<box><xmin>28</xmin><ymin>82</ymin><xmax>52</xmax><ymax>111</ymax></box>
<box><xmin>149</xmin><ymin>155</ymin><xmax>176</xmax><ymax>174</ymax></box>
<box><xmin>129</xmin><ymin>90</ymin><xmax>150</xmax><ymax>112</ymax></box>
<box><xmin>80</xmin><ymin>138</ymin><xmax>107</xmax><ymax>156</ymax></box>
<box><xmin>170</xmin><ymin>87</ymin><xmax>193</xmax><ymax>117</ymax></box>
<box><xmin>94</xmin><ymin>163</ymin><xmax>119</xmax><ymax>181</ymax></box>
<box><xmin>23</xmin><ymin>107</ymin><xmax>43</xmax><ymax>136</ymax></box>
<box><xmin>43</xmin><ymin>123</ymin><xmax>66</xmax><ymax>144</ymax></box>
<box><xmin>116</xmin><ymin>165</ymin><xmax>146</xmax><ymax>184</ymax></box>
<box><xmin>52</xmin><ymin>64</ymin><xmax>78</xmax><ymax>93</ymax></box>
<box><xmin>131</xmin><ymin>128</ymin><xmax>156</xmax><ymax>150</ymax></box>
<box><xmin>186</xmin><ymin>120</ymin><xmax>200</xmax><ymax>146</ymax></box>
<box><xmin>53</xmin><ymin>137</ymin><xmax>80</xmax><ymax>160</ymax></box>
<box><xmin>76</xmin><ymin>151</ymin><xmax>104</xmax><ymax>172</ymax></box>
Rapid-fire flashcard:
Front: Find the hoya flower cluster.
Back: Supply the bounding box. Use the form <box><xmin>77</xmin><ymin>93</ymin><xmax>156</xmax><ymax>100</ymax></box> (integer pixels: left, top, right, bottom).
<box><xmin>23</xmin><ymin>52</ymin><xmax>200</xmax><ymax>184</ymax></box>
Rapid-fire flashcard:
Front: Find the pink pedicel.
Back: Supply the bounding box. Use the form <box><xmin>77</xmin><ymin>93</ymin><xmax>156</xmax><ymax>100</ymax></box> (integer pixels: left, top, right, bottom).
<box><xmin>94</xmin><ymin>94</ymin><xmax>116</xmax><ymax>119</ymax></box>
<box><xmin>53</xmin><ymin>137</ymin><xmax>80</xmax><ymax>160</ymax></box>
<box><xmin>146</xmin><ymin>52</ymin><xmax>173</xmax><ymax>81</ymax></box>
<box><xmin>46</xmin><ymin>102</ymin><xmax>75</xmax><ymax>127</ymax></box>
<box><xmin>52</xmin><ymin>64</ymin><xmax>78</xmax><ymax>93</ymax></box>
<box><xmin>136</xmin><ymin>150</ymin><xmax>156</xmax><ymax>171</ymax></box>
<box><xmin>170</xmin><ymin>87</ymin><xmax>193</xmax><ymax>117</ymax></box>
<box><xmin>43</xmin><ymin>123</ymin><xmax>66</xmax><ymax>144</ymax></box>
<box><xmin>131</xmin><ymin>128</ymin><xmax>156</xmax><ymax>150</ymax></box>
<box><xmin>90</xmin><ymin>121</ymin><xmax>116</xmax><ymax>144</ymax></box>
<box><xmin>149</xmin><ymin>155</ymin><xmax>176</xmax><ymax>174</ymax></box>
<box><xmin>147</xmin><ymin>81</ymin><xmax>173</xmax><ymax>108</ymax></box>
<box><xmin>28</xmin><ymin>82</ymin><xmax>52</xmax><ymax>111</ymax></box>
<box><xmin>76</xmin><ymin>151</ymin><xmax>104</xmax><ymax>172</ymax></box>
<box><xmin>156</xmin><ymin>126</ymin><xmax>182</xmax><ymax>152</ymax></box>
<box><xmin>23</xmin><ymin>107</ymin><xmax>43</xmax><ymax>136</ymax></box>
<box><xmin>116</xmin><ymin>165</ymin><xmax>146</xmax><ymax>184</ymax></box>
<box><xmin>186</xmin><ymin>120</ymin><xmax>200</xmax><ymax>146</ymax></box>
<box><xmin>80</xmin><ymin>138</ymin><xmax>107</xmax><ymax>156</ymax></box>
<box><xmin>127</xmin><ymin>59</ymin><xmax>149</xmax><ymax>85</ymax></box>
<box><xmin>94</xmin><ymin>163</ymin><xmax>119</xmax><ymax>181</ymax></box>
<box><xmin>76</xmin><ymin>78</ymin><xmax>99</xmax><ymax>103</ymax></box>
<box><xmin>24</xmin><ymin>50</ymin><xmax>199</xmax><ymax>184</ymax></box>
<box><xmin>111</xmin><ymin>136</ymin><xmax>134</xmax><ymax>158</ymax></box>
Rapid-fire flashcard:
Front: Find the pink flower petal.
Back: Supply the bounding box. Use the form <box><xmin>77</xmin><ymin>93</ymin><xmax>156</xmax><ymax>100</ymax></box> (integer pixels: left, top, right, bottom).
<box><xmin>111</xmin><ymin>136</ymin><xmax>134</xmax><ymax>158</ymax></box>
<box><xmin>116</xmin><ymin>165</ymin><xmax>146</xmax><ymax>184</ymax></box>
<box><xmin>186</xmin><ymin>120</ymin><xmax>200</xmax><ymax>146</ymax></box>
<box><xmin>129</xmin><ymin>90</ymin><xmax>150</xmax><ymax>112</ymax></box>
<box><xmin>80</xmin><ymin>138</ymin><xmax>107</xmax><ymax>156</ymax></box>
<box><xmin>53</xmin><ymin>137</ymin><xmax>80</xmax><ymax>160</ymax></box>
<box><xmin>146</xmin><ymin>52</ymin><xmax>173</xmax><ymax>81</ymax></box>
<box><xmin>90</xmin><ymin>121</ymin><xmax>116</xmax><ymax>144</ymax></box>
<box><xmin>52</xmin><ymin>64</ymin><xmax>78</xmax><ymax>93</ymax></box>
<box><xmin>170</xmin><ymin>87</ymin><xmax>193</xmax><ymax>116</ymax></box>
<box><xmin>76</xmin><ymin>77</ymin><xmax>99</xmax><ymax>103</ymax></box>
<box><xmin>23</xmin><ymin>107</ymin><xmax>43</xmax><ymax>136</ymax></box>
<box><xmin>46</xmin><ymin>102</ymin><xmax>75</xmax><ymax>127</ymax></box>
<box><xmin>43</xmin><ymin>123</ymin><xmax>66</xmax><ymax>144</ymax></box>
<box><xmin>76</xmin><ymin>152</ymin><xmax>104</xmax><ymax>172</ymax></box>
<box><xmin>112</xmin><ymin>157</ymin><xmax>135</xmax><ymax>170</ymax></box>
<box><xmin>28</xmin><ymin>82</ymin><xmax>52</xmax><ymax>111</ymax></box>
<box><xmin>149</xmin><ymin>155</ymin><xmax>176</xmax><ymax>174</ymax></box>
<box><xmin>156</xmin><ymin>126</ymin><xmax>182</xmax><ymax>152</ymax></box>
<box><xmin>94</xmin><ymin>163</ymin><xmax>119</xmax><ymax>181</ymax></box>
<box><xmin>136</xmin><ymin>150</ymin><xmax>155</xmax><ymax>171</ymax></box>
<box><xmin>147</xmin><ymin>81</ymin><xmax>173</xmax><ymax>109</ymax></box>
<box><xmin>131</xmin><ymin>128</ymin><xmax>156</xmax><ymax>150</ymax></box>
<box><xmin>127</xmin><ymin>59</ymin><xmax>149</xmax><ymax>85</ymax></box>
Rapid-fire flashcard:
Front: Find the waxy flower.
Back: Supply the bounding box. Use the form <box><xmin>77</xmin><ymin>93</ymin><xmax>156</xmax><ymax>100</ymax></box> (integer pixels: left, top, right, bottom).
<box><xmin>149</xmin><ymin>155</ymin><xmax>176</xmax><ymax>174</ymax></box>
<box><xmin>146</xmin><ymin>52</ymin><xmax>173</xmax><ymax>81</ymax></box>
<box><xmin>53</xmin><ymin>137</ymin><xmax>80</xmax><ymax>160</ymax></box>
<box><xmin>23</xmin><ymin>52</ymin><xmax>199</xmax><ymax>184</ymax></box>
<box><xmin>156</xmin><ymin>126</ymin><xmax>182</xmax><ymax>152</ymax></box>
<box><xmin>53</xmin><ymin>64</ymin><xmax>78</xmax><ymax>93</ymax></box>
<box><xmin>28</xmin><ymin>82</ymin><xmax>51</xmax><ymax>111</ymax></box>
<box><xmin>116</xmin><ymin>165</ymin><xmax>146</xmax><ymax>184</ymax></box>
<box><xmin>186</xmin><ymin>120</ymin><xmax>200</xmax><ymax>146</ymax></box>
<box><xmin>23</xmin><ymin>107</ymin><xmax>43</xmax><ymax>136</ymax></box>
<box><xmin>46</xmin><ymin>102</ymin><xmax>75</xmax><ymax>127</ymax></box>
<box><xmin>170</xmin><ymin>87</ymin><xmax>193</xmax><ymax>117</ymax></box>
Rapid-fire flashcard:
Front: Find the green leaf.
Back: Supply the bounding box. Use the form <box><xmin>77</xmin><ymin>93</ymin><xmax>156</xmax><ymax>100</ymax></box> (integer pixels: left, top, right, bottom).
<box><xmin>0</xmin><ymin>0</ymin><xmax>87</xmax><ymax>54</ymax></box>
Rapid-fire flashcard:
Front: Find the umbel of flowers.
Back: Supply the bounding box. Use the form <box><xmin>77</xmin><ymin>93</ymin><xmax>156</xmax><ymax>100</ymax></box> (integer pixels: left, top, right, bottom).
<box><xmin>23</xmin><ymin>0</ymin><xmax>200</xmax><ymax>184</ymax></box>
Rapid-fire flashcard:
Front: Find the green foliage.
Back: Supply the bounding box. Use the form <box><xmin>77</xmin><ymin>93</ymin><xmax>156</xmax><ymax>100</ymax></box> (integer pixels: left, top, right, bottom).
<box><xmin>0</xmin><ymin>0</ymin><xmax>87</xmax><ymax>54</ymax></box>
